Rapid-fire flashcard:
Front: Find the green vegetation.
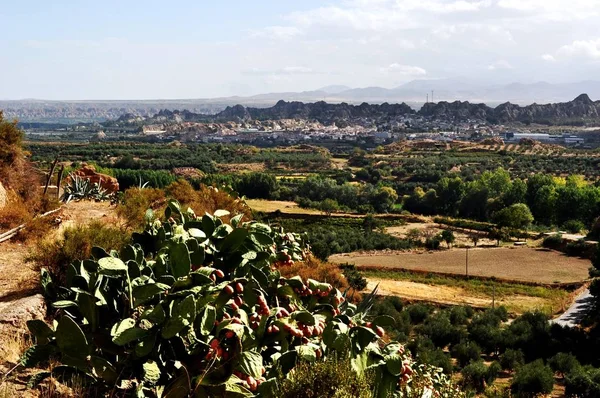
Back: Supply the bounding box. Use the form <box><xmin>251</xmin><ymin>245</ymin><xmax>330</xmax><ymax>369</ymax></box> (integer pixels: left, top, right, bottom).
<box><xmin>273</xmin><ymin>217</ymin><xmax>412</xmax><ymax>261</ymax></box>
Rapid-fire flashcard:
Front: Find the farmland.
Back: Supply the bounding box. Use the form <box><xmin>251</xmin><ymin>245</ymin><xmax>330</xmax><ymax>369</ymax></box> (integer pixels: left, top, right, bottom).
<box><xmin>330</xmin><ymin>247</ymin><xmax>591</xmax><ymax>284</ymax></box>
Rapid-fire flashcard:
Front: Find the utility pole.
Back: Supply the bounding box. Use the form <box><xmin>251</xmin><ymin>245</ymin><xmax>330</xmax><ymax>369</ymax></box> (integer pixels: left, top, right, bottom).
<box><xmin>426</xmin><ymin>93</ymin><xmax>429</xmax><ymax>103</ymax></box>
<box><xmin>465</xmin><ymin>247</ymin><xmax>469</xmax><ymax>278</ymax></box>
<box><xmin>431</xmin><ymin>90</ymin><xmax>434</xmax><ymax>103</ymax></box>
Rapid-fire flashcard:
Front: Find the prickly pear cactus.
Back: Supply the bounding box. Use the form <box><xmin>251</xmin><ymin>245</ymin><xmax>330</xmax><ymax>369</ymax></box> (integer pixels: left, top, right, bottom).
<box><xmin>24</xmin><ymin>200</ymin><xmax>463</xmax><ymax>397</ymax></box>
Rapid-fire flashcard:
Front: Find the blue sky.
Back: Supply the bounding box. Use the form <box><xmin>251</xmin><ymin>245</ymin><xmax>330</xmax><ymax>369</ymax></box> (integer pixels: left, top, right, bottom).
<box><xmin>2</xmin><ymin>0</ymin><xmax>600</xmax><ymax>99</ymax></box>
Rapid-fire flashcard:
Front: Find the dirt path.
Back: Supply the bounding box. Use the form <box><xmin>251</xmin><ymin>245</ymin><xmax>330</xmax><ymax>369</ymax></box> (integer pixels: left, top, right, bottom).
<box><xmin>366</xmin><ymin>278</ymin><xmax>552</xmax><ymax>314</ymax></box>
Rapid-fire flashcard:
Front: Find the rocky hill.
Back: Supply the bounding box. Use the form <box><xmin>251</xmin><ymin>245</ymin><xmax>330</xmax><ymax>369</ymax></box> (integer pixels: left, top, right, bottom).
<box><xmin>420</xmin><ymin>94</ymin><xmax>600</xmax><ymax>124</ymax></box>
<box><xmin>215</xmin><ymin>100</ymin><xmax>416</xmax><ymax>123</ymax></box>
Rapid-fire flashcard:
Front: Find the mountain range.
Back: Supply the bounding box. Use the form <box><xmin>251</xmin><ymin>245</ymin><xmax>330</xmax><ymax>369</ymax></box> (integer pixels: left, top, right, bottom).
<box><xmin>239</xmin><ymin>79</ymin><xmax>600</xmax><ymax>106</ymax></box>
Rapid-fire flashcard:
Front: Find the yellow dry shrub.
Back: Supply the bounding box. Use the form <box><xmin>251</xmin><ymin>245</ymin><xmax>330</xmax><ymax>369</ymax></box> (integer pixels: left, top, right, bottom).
<box><xmin>117</xmin><ymin>187</ymin><xmax>166</xmax><ymax>230</ymax></box>
<box><xmin>278</xmin><ymin>256</ymin><xmax>362</xmax><ymax>302</ymax></box>
<box><xmin>166</xmin><ymin>179</ymin><xmax>252</xmax><ymax>222</ymax></box>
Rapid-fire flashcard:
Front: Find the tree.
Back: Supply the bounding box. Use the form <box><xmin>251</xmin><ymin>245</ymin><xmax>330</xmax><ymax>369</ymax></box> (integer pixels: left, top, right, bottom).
<box><xmin>493</xmin><ymin>203</ymin><xmax>534</xmax><ymax>230</ymax></box>
<box><xmin>510</xmin><ymin>360</ymin><xmax>554</xmax><ymax>397</ymax></box>
<box><xmin>441</xmin><ymin>230</ymin><xmax>456</xmax><ymax>248</ymax></box>
<box><xmin>488</xmin><ymin>227</ymin><xmax>511</xmax><ymax>246</ymax></box>
<box><xmin>235</xmin><ymin>172</ymin><xmax>279</xmax><ymax>199</ymax></box>
<box><xmin>319</xmin><ymin>198</ymin><xmax>339</xmax><ymax>216</ymax></box>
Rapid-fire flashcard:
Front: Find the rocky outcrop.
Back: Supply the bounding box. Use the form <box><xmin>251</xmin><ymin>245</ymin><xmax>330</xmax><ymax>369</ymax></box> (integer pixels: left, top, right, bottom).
<box><xmin>72</xmin><ymin>164</ymin><xmax>119</xmax><ymax>193</ymax></box>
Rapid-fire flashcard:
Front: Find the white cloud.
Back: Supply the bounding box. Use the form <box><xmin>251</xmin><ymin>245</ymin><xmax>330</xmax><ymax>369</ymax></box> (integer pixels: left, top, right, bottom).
<box><xmin>380</xmin><ymin>63</ymin><xmax>427</xmax><ymax>76</ymax></box>
<box><xmin>487</xmin><ymin>60</ymin><xmax>513</xmax><ymax>70</ymax></box>
<box><xmin>556</xmin><ymin>38</ymin><xmax>600</xmax><ymax>60</ymax></box>
<box><xmin>541</xmin><ymin>54</ymin><xmax>556</xmax><ymax>62</ymax></box>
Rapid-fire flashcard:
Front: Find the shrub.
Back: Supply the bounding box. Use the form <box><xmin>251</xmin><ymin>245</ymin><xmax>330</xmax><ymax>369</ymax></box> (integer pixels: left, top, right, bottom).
<box><xmin>425</xmin><ymin>236</ymin><xmax>442</xmax><ymax>250</ymax></box>
<box><xmin>542</xmin><ymin>234</ymin><xmax>563</xmax><ymax>250</ymax></box>
<box><xmin>565</xmin><ymin>239</ymin><xmax>588</xmax><ymax>257</ymax></box>
<box><xmin>278</xmin><ymin>257</ymin><xmax>352</xmax><ymax>297</ymax></box>
<box><xmin>28</xmin><ymin>220</ymin><xmax>130</xmax><ymax>285</ymax></box>
<box><xmin>167</xmin><ymin>180</ymin><xmax>252</xmax><ymax>224</ymax></box>
<box><xmin>500</xmin><ymin>349</ymin><xmax>525</xmax><ymax>371</ymax></box>
<box><xmin>406</xmin><ymin>303</ymin><xmax>433</xmax><ymax>324</ymax></box>
<box><xmin>417</xmin><ymin>348</ymin><xmax>453</xmax><ymax>375</ymax></box>
<box><xmin>279</xmin><ymin>356</ymin><xmax>373</xmax><ymax>398</ymax></box>
<box><xmin>549</xmin><ymin>352</ymin><xmax>581</xmax><ymax>376</ymax></box>
<box><xmin>451</xmin><ymin>341</ymin><xmax>482</xmax><ymax>368</ymax></box>
<box><xmin>420</xmin><ymin>313</ymin><xmax>464</xmax><ymax>348</ymax></box>
<box><xmin>562</xmin><ymin>220</ymin><xmax>586</xmax><ymax>234</ymax></box>
<box><xmin>510</xmin><ymin>359</ymin><xmax>554</xmax><ymax>397</ymax></box>
<box><xmin>342</xmin><ymin>267</ymin><xmax>368</xmax><ymax>293</ymax></box>
<box><xmin>117</xmin><ymin>187</ymin><xmax>166</xmax><ymax>229</ymax></box>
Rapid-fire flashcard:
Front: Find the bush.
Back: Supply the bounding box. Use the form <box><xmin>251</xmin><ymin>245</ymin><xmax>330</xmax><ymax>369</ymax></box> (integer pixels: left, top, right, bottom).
<box><xmin>279</xmin><ymin>357</ymin><xmax>373</xmax><ymax>398</ymax></box>
<box><xmin>28</xmin><ymin>220</ymin><xmax>130</xmax><ymax>285</ymax></box>
<box><xmin>549</xmin><ymin>352</ymin><xmax>580</xmax><ymax>376</ymax></box>
<box><xmin>278</xmin><ymin>257</ymin><xmax>355</xmax><ymax>301</ymax></box>
<box><xmin>341</xmin><ymin>266</ymin><xmax>368</xmax><ymax>293</ymax></box>
<box><xmin>117</xmin><ymin>187</ymin><xmax>166</xmax><ymax>229</ymax></box>
<box><xmin>166</xmin><ymin>180</ymin><xmax>252</xmax><ymax>223</ymax></box>
<box><xmin>451</xmin><ymin>341</ymin><xmax>482</xmax><ymax>368</ymax></box>
<box><xmin>510</xmin><ymin>359</ymin><xmax>554</xmax><ymax>397</ymax></box>
<box><xmin>420</xmin><ymin>313</ymin><xmax>464</xmax><ymax>348</ymax></box>
<box><xmin>406</xmin><ymin>303</ymin><xmax>433</xmax><ymax>324</ymax></box>
<box><xmin>562</xmin><ymin>220</ymin><xmax>586</xmax><ymax>234</ymax></box>
<box><xmin>565</xmin><ymin>239</ymin><xmax>588</xmax><ymax>257</ymax></box>
<box><xmin>500</xmin><ymin>349</ymin><xmax>525</xmax><ymax>371</ymax></box>
<box><xmin>542</xmin><ymin>234</ymin><xmax>563</xmax><ymax>250</ymax></box>
<box><xmin>417</xmin><ymin>348</ymin><xmax>453</xmax><ymax>375</ymax></box>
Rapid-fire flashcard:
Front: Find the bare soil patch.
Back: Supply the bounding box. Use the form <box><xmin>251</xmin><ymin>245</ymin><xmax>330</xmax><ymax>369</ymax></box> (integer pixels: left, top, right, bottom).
<box><xmin>332</xmin><ymin>247</ymin><xmax>590</xmax><ymax>284</ymax></box>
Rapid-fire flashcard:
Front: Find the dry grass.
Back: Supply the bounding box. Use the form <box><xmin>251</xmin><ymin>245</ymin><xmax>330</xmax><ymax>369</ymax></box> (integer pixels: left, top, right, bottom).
<box><xmin>246</xmin><ymin>199</ymin><xmax>323</xmax><ymax>215</ymax></box>
<box><xmin>330</xmin><ymin>247</ymin><xmax>590</xmax><ymax>284</ymax></box>
<box><xmin>364</xmin><ymin>278</ymin><xmax>565</xmax><ymax>314</ymax></box>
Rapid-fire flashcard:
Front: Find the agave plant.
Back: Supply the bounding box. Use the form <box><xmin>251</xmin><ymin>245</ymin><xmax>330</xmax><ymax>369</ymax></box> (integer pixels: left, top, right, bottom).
<box><xmin>61</xmin><ymin>173</ymin><xmax>113</xmax><ymax>203</ymax></box>
<box><xmin>23</xmin><ymin>200</ymin><xmax>463</xmax><ymax>397</ymax></box>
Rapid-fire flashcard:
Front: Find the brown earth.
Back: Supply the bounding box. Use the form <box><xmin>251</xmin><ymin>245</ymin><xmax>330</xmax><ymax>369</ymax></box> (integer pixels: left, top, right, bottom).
<box><xmin>331</xmin><ymin>247</ymin><xmax>590</xmax><ymax>284</ymax></box>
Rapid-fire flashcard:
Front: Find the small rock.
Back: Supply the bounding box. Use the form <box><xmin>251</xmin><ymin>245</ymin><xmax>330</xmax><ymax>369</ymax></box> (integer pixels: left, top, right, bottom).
<box><xmin>0</xmin><ymin>294</ymin><xmax>46</xmax><ymax>327</ymax></box>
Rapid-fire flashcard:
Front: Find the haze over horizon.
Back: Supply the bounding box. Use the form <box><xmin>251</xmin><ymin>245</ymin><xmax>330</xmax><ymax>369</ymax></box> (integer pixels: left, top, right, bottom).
<box><xmin>2</xmin><ymin>0</ymin><xmax>600</xmax><ymax>100</ymax></box>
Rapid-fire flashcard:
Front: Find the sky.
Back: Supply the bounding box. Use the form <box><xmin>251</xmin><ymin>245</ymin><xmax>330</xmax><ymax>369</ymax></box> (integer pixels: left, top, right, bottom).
<box><xmin>2</xmin><ymin>0</ymin><xmax>600</xmax><ymax>100</ymax></box>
